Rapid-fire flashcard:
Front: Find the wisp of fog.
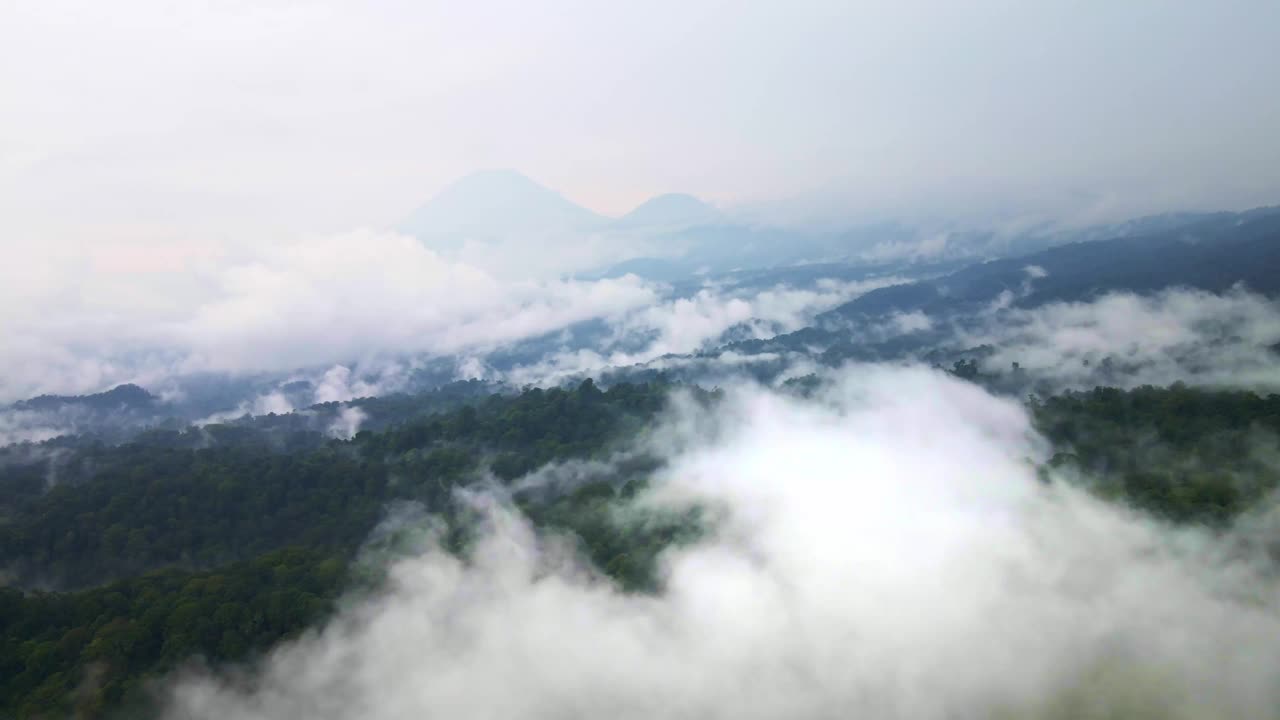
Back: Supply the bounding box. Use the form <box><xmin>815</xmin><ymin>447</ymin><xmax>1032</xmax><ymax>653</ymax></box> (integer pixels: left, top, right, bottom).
<box><xmin>164</xmin><ymin>366</ymin><xmax>1280</xmax><ymax>719</ymax></box>
<box><xmin>968</xmin><ymin>287</ymin><xmax>1280</xmax><ymax>391</ymax></box>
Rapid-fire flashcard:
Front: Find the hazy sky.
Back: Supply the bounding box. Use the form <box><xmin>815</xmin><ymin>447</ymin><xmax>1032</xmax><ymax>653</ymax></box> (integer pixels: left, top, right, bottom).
<box><xmin>3</xmin><ymin>0</ymin><xmax>1279</xmax><ymax>251</ymax></box>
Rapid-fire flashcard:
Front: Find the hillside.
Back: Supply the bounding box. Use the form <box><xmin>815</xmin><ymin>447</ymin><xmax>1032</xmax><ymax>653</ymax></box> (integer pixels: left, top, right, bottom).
<box><xmin>820</xmin><ymin>207</ymin><xmax>1280</xmax><ymax>321</ymax></box>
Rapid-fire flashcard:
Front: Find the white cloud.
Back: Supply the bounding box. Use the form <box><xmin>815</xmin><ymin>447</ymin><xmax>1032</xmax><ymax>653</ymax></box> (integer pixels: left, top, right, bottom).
<box><xmin>0</xmin><ymin>411</ymin><xmax>71</xmax><ymax>446</ymax></box>
<box><xmin>195</xmin><ymin>391</ymin><xmax>295</xmax><ymax>426</ymax></box>
<box><xmin>177</xmin><ymin>232</ymin><xmax>657</xmax><ymax>375</ymax></box>
<box><xmin>889</xmin><ymin>310</ymin><xmax>933</xmax><ymax>334</ymax></box>
<box><xmin>966</xmin><ymin>287</ymin><xmax>1280</xmax><ymax>391</ymax></box>
<box><xmin>328</xmin><ymin>406</ymin><xmax>368</xmax><ymax>440</ymax></box>
<box><xmin>504</xmin><ymin>276</ymin><xmax>906</xmax><ymax>386</ymax></box>
<box><xmin>164</xmin><ymin>366</ymin><xmax>1280</xmax><ymax>719</ymax></box>
<box><xmin>0</xmin><ymin>231</ymin><xmax>658</xmax><ymax>403</ymax></box>
<box><xmin>313</xmin><ymin>365</ymin><xmax>386</xmax><ymax>405</ymax></box>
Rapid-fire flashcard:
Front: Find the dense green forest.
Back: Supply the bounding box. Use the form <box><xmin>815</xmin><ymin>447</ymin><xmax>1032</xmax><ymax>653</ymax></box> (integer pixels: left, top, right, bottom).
<box><xmin>1</xmin><ymin>547</ymin><xmax>346</xmax><ymax>718</ymax></box>
<box><xmin>1032</xmin><ymin>384</ymin><xmax>1280</xmax><ymax>525</ymax></box>
<box><xmin>0</xmin><ymin>380</ymin><xmax>690</xmax><ymax>718</ymax></box>
<box><xmin>0</xmin><ymin>380</ymin><xmax>668</xmax><ymax>589</ymax></box>
<box><xmin>1</xmin><ymin>379</ymin><xmax>1277</xmax><ymax>718</ymax></box>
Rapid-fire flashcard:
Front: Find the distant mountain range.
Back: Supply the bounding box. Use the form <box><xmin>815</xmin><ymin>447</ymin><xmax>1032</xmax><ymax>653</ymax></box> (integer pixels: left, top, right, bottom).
<box><xmin>400</xmin><ymin>170</ymin><xmax>1271</xmax><ymax>282</ymax></box>
<box><xmin>819</xmin><ymin>205</ymin><xmax>1280</xmax><ymax>321</ymax></box>
<box><xmin>399</xmin><ymin>170</ymin><xmax>724</xmax><ymax>250</ymax></box>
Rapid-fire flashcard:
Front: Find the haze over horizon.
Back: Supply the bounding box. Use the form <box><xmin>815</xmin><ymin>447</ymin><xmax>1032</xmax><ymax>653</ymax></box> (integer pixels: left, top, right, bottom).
<box><xmin>4</xmin><ymin>0</ymin><xmax>1280</xmax><ymax>256</ymax></box>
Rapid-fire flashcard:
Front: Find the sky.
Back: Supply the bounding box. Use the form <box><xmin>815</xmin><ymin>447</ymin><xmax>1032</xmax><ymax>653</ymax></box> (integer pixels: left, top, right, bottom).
<box><xmin>3</xmin><ymin>0</ymin><xmax>1280</xmax><ymax>253</ymax></box>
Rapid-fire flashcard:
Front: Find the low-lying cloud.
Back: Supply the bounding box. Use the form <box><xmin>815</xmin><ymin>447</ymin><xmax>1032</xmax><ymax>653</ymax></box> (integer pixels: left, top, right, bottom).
<box><xmin>1</xmin><ymin>227</ymin><xmax>903</xmax><ymax>412</ymax></box>
<box><xmin>502</xmin><ymin>276</ymin><xmax>906</xmax><ymax>386</ymax></box>
<box><xmin>165</xmin><ymin>366</ymin><xmax>1280</xmax><ymax>719</ymax></box>
<box><xmin>0</xmin><ymin>231</ymin><xmax>658</xmax><ymax>404</ymax></box>
<box><xmin>966</xmin><ymin>287</ymin><xmax>1280</xmax><ymax>391</ymax></box>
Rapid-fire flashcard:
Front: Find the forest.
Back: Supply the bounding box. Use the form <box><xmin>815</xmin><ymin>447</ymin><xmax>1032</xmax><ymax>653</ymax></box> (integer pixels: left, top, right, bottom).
<box><xmin>1032</xmin><ymin>384</ymin><xmax>1280</xmax><ymax>525</ymax></box>
<box><xmin>1</xmin><ymin>378</ymin><xmax>1278</xmax><ymax>717</ymax></box>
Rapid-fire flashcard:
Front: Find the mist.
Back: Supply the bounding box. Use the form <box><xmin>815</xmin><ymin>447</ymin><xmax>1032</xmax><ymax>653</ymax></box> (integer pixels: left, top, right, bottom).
<box><xmin>163</xmin><ymin>367</ymin><xmax>1280</xmax><ymax>719</ymax></box>
<box><xmin>5</xmin><ymin>0</ymin><xmax>1280</xmax><ymax>244</ymax></box>
<box><xmin>501</xmin><ymin>276</ymin><xmax>908</xmax><ymax>388</ymax></box>
<box><xmin>0</xmin><ymin>222</ymin><xmax>908</xmax><ymax>410</ymax></box>
<box><xmin>0</xmin><ymin>231</ymin><xmax>658</xmax><ymax>404</ymax></box>
<box><xmin>6</xmin><ymin>1</ymin><xmax>1280</xmax><ymax>407</ymax></box>
<box><xmin>966</xmin><ymin>287</ymin><xmax>1280</xmax><ymax>392</ymax></box>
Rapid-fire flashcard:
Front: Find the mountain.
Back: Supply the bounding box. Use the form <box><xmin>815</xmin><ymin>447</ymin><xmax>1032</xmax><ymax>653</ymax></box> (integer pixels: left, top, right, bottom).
<box><xmin>614</xmin><ymin>193</ymin><xmax>723</xmax><ymax>230</ymax></box>
<box><xmin>818</xmin><ymin>206</ymin><xmax>1280</xmax><ymax>321</ymax></box>
<box><xmin>400</xmin><ymin>170</ymin><xmax>608</xmax><ymax>249</ymax></box>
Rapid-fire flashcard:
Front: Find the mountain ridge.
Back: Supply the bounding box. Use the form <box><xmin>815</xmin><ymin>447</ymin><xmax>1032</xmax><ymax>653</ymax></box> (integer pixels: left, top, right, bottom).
<box><xmin>13</xmin><ymin>383</ymin><xmax>157</xmax><ymax>412</ymax></box>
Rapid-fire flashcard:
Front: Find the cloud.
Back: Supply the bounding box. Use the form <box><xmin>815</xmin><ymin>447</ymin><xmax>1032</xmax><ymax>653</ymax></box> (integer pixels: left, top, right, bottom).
<box><xmin>164</xmin><ymin>366</ymin><xmax>1280</xmax><ymax>719</ymax></box>
<box><xmin>312</xmin><ymin>365</ymin><xmax>390</xmax><ymax>405</ymax></box>
<box><xmin>503</xmin><ymin>276</ymin><xmax>906</xmax><ymax>386</ymax></box>
<box><xmin>0</xmin><ymin>231</ymin><xmax>659</xmax><ymax>404</ymax></box>
<box><xmin>0</xmin><ymin>225</ymin><xmax>908</xmax><ymax>429</ymax></box>
<box><xmin>964</xmin><ymin>287</ymin><xmax>1280</xmax><ymax>391</ymax></box>
<box><xmin>196</xmin><ymin>391</ymin><xmax>296</xmax><ymax>427</ymax></box>
<box><xmin>177</xmin><ymin>232</ymin><xmax>658</xmax><ymax>375</ymax></box>
<box><xmin>328</xmin><ymin>406</ymin><xmax>368</xmax><ymax>440</ymax></box>
<box><xmin>859</xmin><ymin>232</ymin><xmax>951</xmax><ymax>263</ymax></box>
<box><xmin>0</xmin><ymin>410</ymin><xmax>72</xmax><ymax>446</ymax></box>
<box><xmin>887</xmin><ymin>310</ymin><xmax>933</xmax><ymax>334</ymax></box>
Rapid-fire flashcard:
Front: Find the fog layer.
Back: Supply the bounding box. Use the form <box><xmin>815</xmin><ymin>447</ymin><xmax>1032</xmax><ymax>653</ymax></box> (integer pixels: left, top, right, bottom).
<box><xmin>166</xmin><ymin>367</ymin><xmax>1280</xmax><ymax>719</ymax></box>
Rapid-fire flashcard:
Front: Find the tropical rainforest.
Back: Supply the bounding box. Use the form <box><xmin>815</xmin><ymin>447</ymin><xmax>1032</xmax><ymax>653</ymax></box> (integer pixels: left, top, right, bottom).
<box><xmin>2</xmin><ymin>376</ymin><xmax>1277</xmax><ymax>718</ymax></box>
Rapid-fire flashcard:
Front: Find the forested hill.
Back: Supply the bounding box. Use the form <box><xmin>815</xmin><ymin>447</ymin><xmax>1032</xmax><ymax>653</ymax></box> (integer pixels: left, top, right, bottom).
<box><xmin>3</xmin><ymin>378</ymin><xmax>509</xmax><ymax>450</ymax></box>
<box><xmin>13</xmin><ymin>385</ymin><xmax>157</xmax><ymax>413</ymax></box>
<box><xmin>821</xmin><ymin>206</ymin><xmax>1280</xmax><ymax>321</ymax></box>
<box><xmin>1</xmin><ymin>379</ymin><xmax>696</xmax><ymax>717</ymax></box>
<box><xmin>1032</xmin><ymin>384</ymin><xmax>1280</xmax><ymax>525</ymax></box>
<box><xmin>2</xmin><ymin>379</ymin><xmax>1278</xmax><ymax>717</ymax></box>
<box><xmin>0</xmin><ymin>380</ymin><xmax>670</xmax><ymax>591</ymax></box>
